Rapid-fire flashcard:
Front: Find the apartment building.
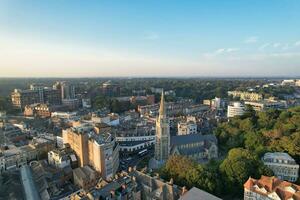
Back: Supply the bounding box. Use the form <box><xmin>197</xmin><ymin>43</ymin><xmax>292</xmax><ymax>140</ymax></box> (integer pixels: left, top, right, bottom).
<box><xmin>62</xmin><ymin>123</ymin><xmax>119</xmax><ymax>179</ymax></box>
<box><xmin>262</xmin><ymin>152</ymin><xmax>299</xmax><ymax>182</ymax></box>
<box><xmin>227</xmin><ymin>102</ymin><xmax>245</xmax><ymax>118</ymax></box>
<box><xmin>11</xmin><ymin>85</ymin><xmax>61</xmax><ymax>109</ymax></box>
<box><xmin>228</xmin><ymin>91</ymin><xmax>263</xmax><ymax>101</ymax></box>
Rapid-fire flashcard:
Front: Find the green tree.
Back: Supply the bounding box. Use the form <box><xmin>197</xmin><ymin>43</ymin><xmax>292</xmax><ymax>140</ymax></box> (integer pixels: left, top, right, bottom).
<box><xmin>220</xmin><ymin>148</ymin><xmax>272</xmax><ymax>196</ymax></box>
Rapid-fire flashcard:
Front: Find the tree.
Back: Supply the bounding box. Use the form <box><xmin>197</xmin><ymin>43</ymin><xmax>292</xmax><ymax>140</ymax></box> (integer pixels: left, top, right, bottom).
<box><xmin>219</xmin><ymin>148</ymin><xmax>272</xmax><ymax>196</ymax></box>
<box><xmin>92</xmin><ymin>95</ymin><xmax>110</xmax><ymax>110</ymax></box>
<box><xmin>160</xmin><ymin>155</ymin><xmax>222</xmax><ymax>195</ymax></box>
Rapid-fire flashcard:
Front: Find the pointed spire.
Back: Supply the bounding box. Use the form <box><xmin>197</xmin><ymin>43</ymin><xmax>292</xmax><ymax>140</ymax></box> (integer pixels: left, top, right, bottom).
<box><xmin>159</xmin><ymin>89</ymin><xmax>166</xmax><ymax>118</ymax></box>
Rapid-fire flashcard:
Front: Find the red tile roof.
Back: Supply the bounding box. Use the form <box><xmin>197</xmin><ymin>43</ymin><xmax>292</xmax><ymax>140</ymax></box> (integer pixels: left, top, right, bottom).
<box><xmin>244</xmin><ymin>176</ymin><xmax>300</xmax><ymax>200</ymax></box>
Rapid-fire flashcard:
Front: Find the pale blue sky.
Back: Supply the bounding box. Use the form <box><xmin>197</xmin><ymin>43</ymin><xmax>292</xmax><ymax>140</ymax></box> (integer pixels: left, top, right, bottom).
<box><xmin>0</xmin><ymin>0</ymin><xmax>300</xmax><ymax>77</ymax></box>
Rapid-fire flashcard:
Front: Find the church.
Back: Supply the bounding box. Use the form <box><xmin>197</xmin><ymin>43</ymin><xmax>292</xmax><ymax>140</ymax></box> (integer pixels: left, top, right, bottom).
<box><xmin>153</xmin><ymin>91</ymin><xmax>218</xmax><ymax>166</ymax></box>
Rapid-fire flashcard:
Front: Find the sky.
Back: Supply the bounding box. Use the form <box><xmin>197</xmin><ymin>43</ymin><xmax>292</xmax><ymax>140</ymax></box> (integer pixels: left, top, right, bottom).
<box><xmin>0</xmin><ymin>0</ymin><xmax>300</xmax><ymax>77</ymax></box>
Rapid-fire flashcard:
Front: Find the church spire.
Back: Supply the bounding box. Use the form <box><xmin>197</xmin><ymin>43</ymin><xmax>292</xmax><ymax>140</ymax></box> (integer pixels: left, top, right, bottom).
<box><xmin>159</xmin><ymin>90</ymin><xmax>166</xmax><ymax>118</ymax></box>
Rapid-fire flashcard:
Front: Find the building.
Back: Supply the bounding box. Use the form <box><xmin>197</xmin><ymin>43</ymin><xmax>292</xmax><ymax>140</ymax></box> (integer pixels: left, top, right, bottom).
<box><xmin>177</xmin><ymin>116</ymin><xmax>197</xmax><ymax>135</ymax></box>
<box><xmin>129</xmin><ymin>169</ymin><xmax>184</xmax><ymax>200</ymax></box>
<box><xmin>24</xmin><ymin>160</ymin><xmax>79</xmax><ymax>200</ymax></box>
<box><xmin>228</xmin><ymin>91</ymin><xmax>263</xmax><ymax>101</ymax></box>
<box><xmin>20</xmin><ymin>165</ymin><xmax>42</xmax><ymax>200</ymax></box>
<box><xmin>82</xmin><ymin>98</ymin><xmax>92</xmax><ymax>108</ymax></box>
<box><xmin>73</xmin><ymin>166</ymin><xmax>99</xmax><ymax>190</ymax></box>
<box><xmin>262</xmin><ymin>152</ymin><xmax>299</xmax><ymax>182</ymax></box>
<box><xmin>24</xmin><ymin>103</ymin><xmax>65</xmax><ymax>118</ymax></box>
<box><xmin>244</xmin><ymin>175</ymin><xmax>300</xmax><ymax>200</ymax></box>
<box><xmin>72</xmin><ymin>168</ymin><xmax>187</xmax><ymax>200</ymax></box>
<box><xmin>245</xmin><ymin>100</ymin><xmax>287</xmax><ymax>112</ymax></box>
<box><xmin>170</xmin><ymin>134</ymin><xmax>218</xmax><ymax>162</ymax></box>
<box><xmin>155</xmin><ymin>91</ymin><xmax>170</xmax><ymax>162</ymax></box>
<box><xmin>0</xmin><ymin>136</ymin><xmax>55</xmax><ymax>171</ymax></box>
<box><xmin>179</xmin><ymin>187</ymin><xmax>221</xmax><ymax>200</ymax></box>
<box><xmin>227</xmin><ymin>102</ymin><xmax>245</xmax><ymax>118</ymax></box>
<box><xmin>101</xmin><ymin>81</ymin><xmax>121</xmax><ymax>96</ymax></box>
<box><xmin>85</xmin><ymin>172</ymin><xmax>140</xmax><ymax>200</ymax></box>
<box><xmin>281</xmin><ymin>79</ymin><xmax>296</xmax><ymax>86</ymax></box>
<box><xmin>115</xmin><ymin>121</ymin><xmax>155</xmax><ymax>153</ymax></box>
<box><xmin>91</xmin><ymin>113</ymin><xmax>120</xmax><ymax>126</ymax></box>
<box><xmin>62</xmin><ymin>123</ymin><xmax>119</xmax><ymax>179</ymax></box>
<box><xmin>62</xmin><ymin>98</ymin><xmax>81</xmax><ymax>110</ymax></box>
<box><xmin>11</xmin><ymin>85</ymin><xmax>61</xmax><ymax>109</ymax></box>
<box><xmin>53</xmin><ymin>81</ymin><xmax>76</xmax><ymax>100</ymax></box>
<box><xmin>48</xmin><ymin>146</ymin><xmax>77</xmax><ymax>169</ymax></box>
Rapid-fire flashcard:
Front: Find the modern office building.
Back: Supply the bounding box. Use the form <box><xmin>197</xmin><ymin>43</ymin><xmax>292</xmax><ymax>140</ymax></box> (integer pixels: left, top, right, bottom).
<box><xmin>101</xmin><ymin>80</ymin><xmax>121</xmax><ymax>96</ymax></box>
<box><xmin>155</xmin><ymin>91</ymin><xmax>170</xmax><ymax>162</ymax></box>
<box><xmin>11</xmin><ymin>85</ymin><xmax>61</xmax><ymax>109</ymax></box>
<box><xmin>262</xmin><ymin>152</ymin><xmax>299</xmax><ymax>182</ymax></box>
<box><xmin>227</xmin><ymin>102</ymin><xmax>245</xmax><ymax>118</ymax></box>
<box><xmin>56</xmin><ymin>81</ymin><xmax>76</xmax><ymax>99</ymax></box>
<box><xmin>62</xmin><ymin>123</ymin><xmax>119</xmax><ymax>179</ymax></box>
<box><xmin>245</xmin><ymin>100</ymin><xmax>287</xmax><ymax>112</ymax></box>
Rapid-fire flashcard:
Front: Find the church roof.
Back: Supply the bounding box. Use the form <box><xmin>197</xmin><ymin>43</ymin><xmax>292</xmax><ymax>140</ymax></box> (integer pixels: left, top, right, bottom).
<box><xmin>171</xmin><ymin>134</ymin><xmax>217</xmax><ymax>146</ymax></box>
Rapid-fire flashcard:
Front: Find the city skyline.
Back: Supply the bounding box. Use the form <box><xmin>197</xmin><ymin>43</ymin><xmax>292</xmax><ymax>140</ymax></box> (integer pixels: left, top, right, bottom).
<box><xmin>1</xmin><ymin>0</ymin><xmax>300</xmax><ymax>77</ymax></box>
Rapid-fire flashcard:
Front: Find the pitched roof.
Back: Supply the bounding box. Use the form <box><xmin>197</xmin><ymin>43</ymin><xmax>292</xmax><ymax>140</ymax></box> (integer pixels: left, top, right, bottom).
<box><xmin>171</xmin><ymin>134</ymin><xmax>217</xmax><ymax>146</ymax></box>
<box><xmin>244</xmin><ymin>176</ymin><xmax>300</xmax><ymax>200</ymax></box>
<box><xmin>179</xmin><ymin>187</ymin><xmax>221</xmax><ymax>200</ymax></box>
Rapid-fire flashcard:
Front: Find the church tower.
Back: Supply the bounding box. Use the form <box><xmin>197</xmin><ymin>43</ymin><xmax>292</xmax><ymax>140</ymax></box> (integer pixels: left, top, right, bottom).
<box><xmin>155</xmin><ymin>90</ymin><xmax>170</xmax><ymax>162</ymax></box>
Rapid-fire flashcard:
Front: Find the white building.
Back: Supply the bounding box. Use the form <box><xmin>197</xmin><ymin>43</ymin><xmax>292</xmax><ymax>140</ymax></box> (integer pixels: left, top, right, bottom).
<box><xmin>82</xmin><ymin>98</ymin><xmax>92</xmax><ymax>108</ymax></box>
<box><xmin>177</xmin><ymin>117</ymin><xmax>197</xmax><ymax>135</ymax></box>
<box><xmin>47</xmin><ymin>148</ymin><xmax>75</xmax><ymax>169</ymax></box>
<box><xmin>262</xmin><ymin>152</ymin><xmax>299</xmax><ymax>182</ymax></box>
<box><xmin>227</xmin><ymin>102</ymin><xmax>245</xmax><ymax>118</ymax></box>
<box><xmin>245</xmin><ymin>100</ymin><xmax>287</xmax><ymax>111</ymax></box>
<box><xmin>116</xmin><ymin>135</ymin><xmax>156</xmax><ymax>152</ymax></box>
<box><xmin>281</xmin><ymin>79</ymin><xmax>296</xmax><ymax>86</ymax></box>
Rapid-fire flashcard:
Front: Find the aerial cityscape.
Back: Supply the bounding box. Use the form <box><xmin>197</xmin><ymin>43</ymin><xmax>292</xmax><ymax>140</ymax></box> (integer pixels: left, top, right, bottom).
<box><xmin>1</xmin><ymin>1</ymin><xmax>300</xmax><ymax>200</ymax></box>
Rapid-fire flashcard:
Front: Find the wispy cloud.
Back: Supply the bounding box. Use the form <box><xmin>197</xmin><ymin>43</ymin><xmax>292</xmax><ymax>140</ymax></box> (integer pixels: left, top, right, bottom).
<box><xmin>272</xmin><ymin>43</ymin><xmax>281</xmax><ymax>48</ymax></box>
<box><xmin>203</xmin><ymin>48</ymin><xmax>239</xmax><ymax>58</ymax></box>
<box><xmin>143</xmin><ymin>31</ymin><xmax>159</xmax><ymax>40</ymax></box>
<box><xmin>258</xmin><ymin>43</ymin><xmax>269</xmax><ymax>51</ymax></box>
<box><xmin>244</xmin><ymin>36</ymin><xmax>258</xmax><ymax>44</ymax></box>
<box><xmin>295</xmin><ymin>41</ymin><xmax>300</xmax><ymax>46</ymax></box>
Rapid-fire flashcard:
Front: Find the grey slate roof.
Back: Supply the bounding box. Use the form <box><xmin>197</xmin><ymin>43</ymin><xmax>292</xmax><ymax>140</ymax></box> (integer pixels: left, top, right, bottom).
<box><xmin>171</xmin><ymin>134</ymin><xmax>217</xmax><ymax>146</ymax></box>
<box><xmin>179</xmin><ymin>187</ymin><xmax>222</xmax><ymax>200</ymax></box>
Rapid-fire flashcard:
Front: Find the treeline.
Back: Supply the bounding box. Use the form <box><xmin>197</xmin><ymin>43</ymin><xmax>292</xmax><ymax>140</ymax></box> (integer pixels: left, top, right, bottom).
<box><xmin>215</xmin><ymin>106</ymin><xmax>300</xmax><ymax>162</ymax></box>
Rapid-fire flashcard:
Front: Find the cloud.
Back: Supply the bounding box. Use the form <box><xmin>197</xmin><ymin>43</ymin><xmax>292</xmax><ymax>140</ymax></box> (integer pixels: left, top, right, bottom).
<box><xmin>244</xmin><ymin>36</ymin><xmax>258</xmax><ymax>44</ymax></box>
<box><xmin>203</xmin><ymin>48</ymin><xmax>239</xmax><ymax>58</ymax></box>
<box><xmin>143</xmin><ymin>31</ymin><xmax>159</xmax><ymax>40</ymax></box>
<box><xmin>295</xmin><ymin>41</ymin><xmax>300</xmax><ymax>46</ymax></box>
<box><xmin>258</xmin><ymin>43</ymin><xmax>270</xmax><ymax>51</ymax></box>
<box><xmin>272</xmin><ymin>43</ymin><xmax>281</xmax><ymax>48</ymax></box>
<box><xmin>226</xmin><ymin>48</ymin><xmax>239</xmax><ymax>53</ymax></box>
